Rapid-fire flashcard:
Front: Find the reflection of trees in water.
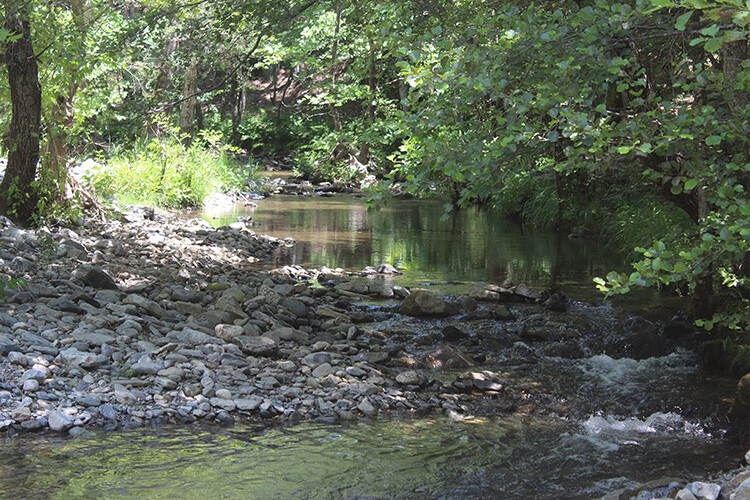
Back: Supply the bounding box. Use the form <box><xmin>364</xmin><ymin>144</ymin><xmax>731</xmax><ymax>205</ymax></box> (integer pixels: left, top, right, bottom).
<box><xmin>257</xmin><ymin>196</ymin><xmax>625</xmax><ymax>288</ymax></box>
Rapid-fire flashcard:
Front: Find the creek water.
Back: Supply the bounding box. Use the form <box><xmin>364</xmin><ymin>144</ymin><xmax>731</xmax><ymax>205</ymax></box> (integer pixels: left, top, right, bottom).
<box><xmin>0</xmin><ymin>194</ymin><xmax>742</xmax><ymax>499</ymax></box>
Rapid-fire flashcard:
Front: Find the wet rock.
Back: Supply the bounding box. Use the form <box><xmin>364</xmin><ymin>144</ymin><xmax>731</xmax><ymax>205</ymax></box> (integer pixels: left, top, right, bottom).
<box><xmin>513</xmin><ymin>284</ymin><xmax>541</xmax><ymax>301</ymax></box>
<box><xmin>489</xmin><ymin>304</ymin><xmax>513</xmax><ymax>320</ymax></box>
<box><xmin>443</xmin><ymin>325</ymin><xmax>468</xmax><ymax>342</ymax></box>
<box><xmin>542</xmin><ymin>291</ymin><xmax>568</xmax><ymax>312</ymax></box>
<box><xmin>82</xmin><ymin>268</ymin><xmax>118</xmax><ymax>290</ymax></box>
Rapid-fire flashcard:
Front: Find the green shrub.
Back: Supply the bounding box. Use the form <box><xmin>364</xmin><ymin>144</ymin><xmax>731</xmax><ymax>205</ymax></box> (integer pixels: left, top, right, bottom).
<box><xmin>84</xmin><ymin>129</ymin><xmax>246</xmax><ymax>208</ymax></box>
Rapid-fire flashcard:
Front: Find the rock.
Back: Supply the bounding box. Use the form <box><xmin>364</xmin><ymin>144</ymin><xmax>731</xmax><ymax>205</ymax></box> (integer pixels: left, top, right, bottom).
<box><xmin>358</xmin><ymin>398</ymin><xmax>377</xmax><ymax>416</ymax></box>
<box><xmin>48</xmin><ymin>410</ymin><xmax>74</xmax><ymax>432</ymax></box>
<box><xmin>424</xmin><ymin>346</ymin><xmax>475</xmax><ymax>370</ymax></box>
<box><xmin>124</xmin><ymin>294</ymin><xmax>166</xmax><ymax>318</ymax></box>
<box><xmin>269</xmin><ymin>327</ymin><xmax>308</xmax><ymax>344</ymax></box>
<box><xmin>513</xmin><ymin>284</ymin><xmax>541</xmax><ymax>300</ymax></box>
<box><xmin>443</xmin><ymin>325</ymin><xmax>468</xmax><ymax>342</ymax></box>
<box><xmin>489</xmin><ymin>304</ymin><xmax>513</xmax><ymax>320</ymax></box>
<box><xmin>235</xmin><ymin>397</ymin><xmax>263</xmax><ymax>411</ymax></box>
<box><xmin>675</xmin><ymin>489</ymin><xmax>698</xmax><ymax>500</ymax></box>
<box><xmin>282</xmin><ymin>298</ymin><xmax>309</xmax><ymax>318</ymax></box>
<box><xmin>469</xmin><ymin>288</ymin><xmax>500</xmax><ymax>301</ymax></box>
<box><xmin>172</xmin><ymin>287</ymin><xmax>205</xmax><ymax>303</ymax></box>
<box><xmin>215</xmin><ymin>388</ymin><xmax>232</xmax><ymax>400</ymax></box>
<box><xmin>401</xmin><ymin>290</ymin><xmax>454</xmax><ymax>317</ymax></box>
<box><xmin>131</xmin><ymin>356</ymin><xmax>162</xmax><ymax>375</ymax></box>
<box><xmin>76</xmin><ymin>394</ymin><xmax>103</xmax><ymax>407</ymax></box>
<box><xmin>83</xmin><ymin>268</ymin><xmax>118</xmax><ymax>290</ymax></box>
<box><xmin>58</xmin><ymin>348</ymin><xmax>106</xmax><ymax>368</ymax></box>
<box><xmin>215</xmin><ymin>324</ymin><xmax>243</xmax><ymax>341</ymax></box>
<box><xmin>302</xmin><ymin>352</ymin><xmax>332</xmax><ymax>367</ymax></box>
<box><xmin>395</xmin><ymin>370</ymin><xmax>427</xmax><ymax>386</ymax></box>
<box><xmin>114</xmin><ymin>384</ymin><xmax>136</xmax><ymax>404</ymax></box>
<box><xmin>335</xmin><ymin>281</ymin><xmax>369</xmax><ymax>295</ymax></box>
<box><xmin>169</xmin><ymin>328</ymin><xmax>221</xmax><ymax>346</ymax></box>
<box><xmin>7</xmin><ymin>351</ymin><xmax>28</xmax><ymax>366</ymax></box>
<box><xmin>23</xmin><ymin>379</ymin><xmax>39</xmax><ymax>392</ymax></box>
<box><xmin>686</xmin><ymin>482</ymin><xmax>720</xmax><ymax>500</ymax></box>
<box><xmin>543</xmin><ymin>291</ymin><xmax>568</xmax><ymax>312</ymax></box>
<box><xmin>375</xmin><ymin>264</ymin><xmax>400</xmax><ymax>274</ymax></box>
<box><xmin>210</xmin><ymin>397</ymin><xmax>236</xmax><ymax>411</ymax></box>
<box><xmin>235</xmin><ymin>336</ymin><xmax>277</xmax><ymax>356</ymax></box>
<box><xmin>72</xmin><ymin>331</ymin><xmax>116</xmax><ymax>346</ymax></box>
<box><xmin>312</xmin><ymin>363</ymin><xmax>335</xmax><ymax>378</ymax></box>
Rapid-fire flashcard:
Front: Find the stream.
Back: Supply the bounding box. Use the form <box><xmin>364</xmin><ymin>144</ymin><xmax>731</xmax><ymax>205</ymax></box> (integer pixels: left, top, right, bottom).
<box><xmin>0</xmin><ymin>194</ymin><xmax>742</xmax><ymax>499</ymax></box>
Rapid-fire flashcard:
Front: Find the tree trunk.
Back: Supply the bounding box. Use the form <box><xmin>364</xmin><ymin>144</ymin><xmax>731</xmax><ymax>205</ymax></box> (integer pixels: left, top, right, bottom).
<box><xmin>0</xmin><ymin>11</ymin><xmax>42</xmax><ymax>224</ymax></box>
<box><xmin>179</xmin><ymin>62</ymin><xmax>199</xmax><ymax>143</ymax></box>
<box><xmin>329</xmin><ymin>1</ymin><xmax>343</xmax><ymax>133</ymax></box>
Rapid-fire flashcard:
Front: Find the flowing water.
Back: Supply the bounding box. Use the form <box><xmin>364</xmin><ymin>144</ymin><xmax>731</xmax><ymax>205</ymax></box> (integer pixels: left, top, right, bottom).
<box><xmin>0</xmin><ymin>193</ymin><xmax>742</xmax><ymax>499</ymax></box>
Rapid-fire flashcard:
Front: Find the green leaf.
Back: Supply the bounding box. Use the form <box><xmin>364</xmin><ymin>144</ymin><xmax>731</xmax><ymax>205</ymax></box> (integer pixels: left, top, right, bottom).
<box><xmin>684</xmin><ymin>179</ymin><xmax>698</xmax><ymax>190</ymax></box>
<box><xmin>675</xmin><ymin>11</ymin><xmax>692</xmax><ymax>31</ymax></box>
<box><xmin>701</xmin><ymin>24</ymin><xmax>720</xmax><ymax>37</ymax></box>
<box><xmin>617</xmin><ymin>146</ymin><xmax>633</xmax><ymax>154</ymax></box>
<box><xmin>704</xmin><ymin>37</ymin><xmax>724</xmax><ymax>53</ymax></box>
<box><xmin>706</xmin><ymin>135</ymin><xmax>722</xmax><ymax>146</ymax></box>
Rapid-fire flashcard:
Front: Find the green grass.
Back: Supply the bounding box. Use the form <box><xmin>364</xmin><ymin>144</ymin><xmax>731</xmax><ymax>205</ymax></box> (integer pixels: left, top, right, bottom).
<box><xmin>84</xmin><ymin>132</ymin><xmax>250</xmax><ymax>208</ymax></box>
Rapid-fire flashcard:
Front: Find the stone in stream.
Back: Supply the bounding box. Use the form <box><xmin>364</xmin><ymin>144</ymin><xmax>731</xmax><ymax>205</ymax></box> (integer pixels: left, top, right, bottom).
<box><xmin>400</xmin><ymin>290</ymin><xmax>457</xmax><ymax>317</ymax></box>
<box><xmin>82</xmin><ymin>268</ymin><xmax>118</xmax><ymax>290</ymax></box>
<box><xmin>442</xmin><ymin>325</ymin><xmax>468</xmax><ymax>342</ymax></box>
<box><xmin>685</xmin><ymin>482</ymin><xmax>720</xmax><ymax>500</ymax></box>
<box><xmin>48</xmin><ymin>410</ymin><xmax>74</xmax><ymax>432</ymax></box>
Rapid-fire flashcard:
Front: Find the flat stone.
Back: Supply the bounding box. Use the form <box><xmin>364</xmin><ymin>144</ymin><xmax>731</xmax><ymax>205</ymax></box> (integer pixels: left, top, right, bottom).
<box><xmin>235</xmin><ymin>396</ymin><xmax>263</xmax><ymax>411</ymax></box>
<box><xmin>131</xmin><ymin>356</ymin><xmax>162</xmax><ymax>375</ymax></box>
<box><xmin>57</xmin><ymin>348</ymin><xmax>106</xmax><ymax>368</ymax></box>
<box><xmin>210</xmin><ymin>397</ymin><xmax>236</xmax><ymax>411</ymax></box>
<box><xmin>48</xmin><ymin>410</ymin><xmax>74</xmax><ymax>432</ymax></box>
<box><xmin>169</xmin><ymin>328</ymin><xmax>221</xmax><ymax>346</ymax></box>
<box><xmin>83</xmin><ymin>268</ymin><xmax>118</xmax><ymax>290</ymax></box>
<box><xmin>124</xmin><ymin>294</ymin><xmax>166</xmax><ymax>318</ymax></box>
<box><xmin>114</xmin><ymin>384</ymin><xmax>136</xmax><ymax>404</ymax></box>
<box><xmin>235</xmin><ymin>336</ymin><xmax>277</xmax><ymax>356</ymax></box>
<box><xmin>312</xmin><ymin>363</ymin><xmax>335</xmax><ymax>378</ymax></box>
<box><xmin>98</xmin><ymin>404</ymin><xmax>117</xmax><ymax>420</ymax></box>
<box><xmin>395</xmin><ymin>370</ymin><xmax>428</xmax><ymax>386</ymax></box>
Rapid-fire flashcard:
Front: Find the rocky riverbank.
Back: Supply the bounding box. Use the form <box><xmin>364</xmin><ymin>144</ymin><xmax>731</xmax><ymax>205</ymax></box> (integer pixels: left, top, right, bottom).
<box><xmin>0</xmin><ymin>206</ymin><xmax>549</xmax><ymax>435</ymax></box>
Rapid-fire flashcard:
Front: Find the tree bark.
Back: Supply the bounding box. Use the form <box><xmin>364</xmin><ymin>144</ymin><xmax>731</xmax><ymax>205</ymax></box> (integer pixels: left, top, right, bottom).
<box><xmin>0</xmin><ymin>10</ymin><xmax>42</xmax><ymax>224</ymax></box>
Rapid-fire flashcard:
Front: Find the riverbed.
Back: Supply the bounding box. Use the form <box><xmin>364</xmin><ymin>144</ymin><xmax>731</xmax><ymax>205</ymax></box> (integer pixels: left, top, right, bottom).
<box><xmin>0</xmin><ymin>193</ymin><xmax>742</xmax><ymax>499</ymax></box>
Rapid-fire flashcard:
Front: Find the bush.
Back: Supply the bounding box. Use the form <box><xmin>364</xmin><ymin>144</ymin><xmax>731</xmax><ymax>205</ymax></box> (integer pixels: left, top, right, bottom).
<box><xmin>84</xmin><ymin>130</ymin><xmax>246</xmax><ymax>208</ymax></box>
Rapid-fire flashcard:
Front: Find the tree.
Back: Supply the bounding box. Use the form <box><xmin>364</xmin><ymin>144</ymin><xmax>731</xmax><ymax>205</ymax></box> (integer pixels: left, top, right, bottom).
<box><xmin>0</xmin><ymin>2</ymin><xmax>42</xmax><ymax>224</ymax></box>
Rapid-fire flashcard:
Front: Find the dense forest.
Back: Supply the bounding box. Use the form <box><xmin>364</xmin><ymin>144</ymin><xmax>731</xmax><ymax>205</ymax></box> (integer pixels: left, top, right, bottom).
<box><xmin>1</xmin><ymin>0</ymin><xmax>749</xmax><ymax>334</ymax></box>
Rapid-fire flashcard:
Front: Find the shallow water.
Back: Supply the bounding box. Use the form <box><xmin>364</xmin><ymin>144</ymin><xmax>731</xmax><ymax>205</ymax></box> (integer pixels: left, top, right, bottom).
<box><xmin>0</xmin><ymin>194</ymin><xmax>740</xmax><ymax>499</ymax></box>
<box><xmin>202</xmin><ymin>194</ymin><xmax>672</xmax><ymax>312</ymax></box>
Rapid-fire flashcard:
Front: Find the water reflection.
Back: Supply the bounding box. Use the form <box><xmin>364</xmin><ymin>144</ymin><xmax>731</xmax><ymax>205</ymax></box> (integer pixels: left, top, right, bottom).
<box><xmin>203</xmin><ymin>195</ymin><xmax>630</xmax><ymax>301</ymax></box>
